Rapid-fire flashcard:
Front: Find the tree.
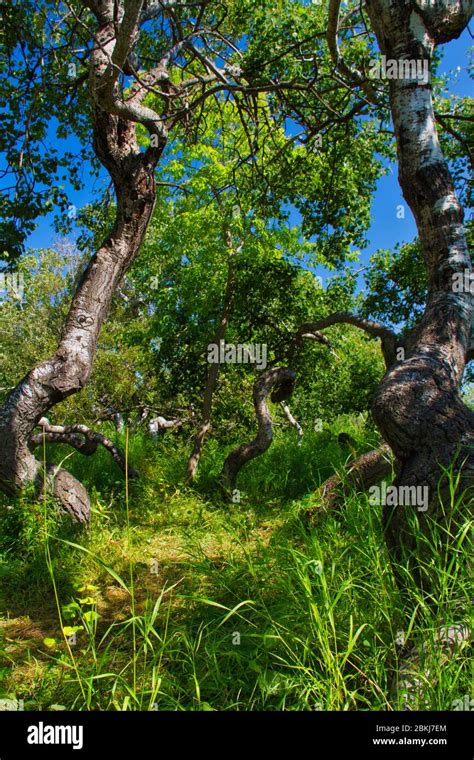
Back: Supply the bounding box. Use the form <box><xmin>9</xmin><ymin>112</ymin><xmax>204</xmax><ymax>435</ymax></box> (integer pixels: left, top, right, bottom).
<box><xmin>1</xmin><ymin>0</ymin><xmax>350</xmax><ymax>518</ymax></box>
<box><xmin>367</xmin><ymin>0</ymin><xmax>473</xmax><ymax>582</ymax></box>
<box><xmin>304</xmin><ymin>0</ymin><xmax>473</xmax><ymax>599</ymax></box>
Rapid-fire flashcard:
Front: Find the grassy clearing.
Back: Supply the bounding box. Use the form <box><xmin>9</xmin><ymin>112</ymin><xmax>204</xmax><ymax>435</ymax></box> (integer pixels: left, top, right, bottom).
<box><xmin>0</xmin><ymin>420</ymin><xmax>471</xmax><ymax>711</ymax></box>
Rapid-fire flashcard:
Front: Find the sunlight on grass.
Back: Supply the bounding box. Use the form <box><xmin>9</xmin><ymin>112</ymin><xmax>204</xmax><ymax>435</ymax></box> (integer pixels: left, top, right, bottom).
<box><xmin>0</xmin><ymin>423</ymin><xmax>471</xmax><ymax>711</ymax></box>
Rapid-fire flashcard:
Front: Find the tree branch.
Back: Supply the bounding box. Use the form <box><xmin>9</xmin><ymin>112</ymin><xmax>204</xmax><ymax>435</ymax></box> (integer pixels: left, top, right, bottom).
<box><xmin>30</xmin><ymin>419</ymin><xmax>139</xmax><ymax>478</ymax></box>
<box><xmin>280</xmin><ymin>401</ymin><xmax>303</xmax><ymax>446</ymax></box>
<box><xmin>326</xmin><ymin>0</ymin><xmax>379</xmax><ymax>104</ymax></box>
<box><xmin>288</xmin><ymin>312</ymin><xmax>402</xmax><ymax>367</ymax></box>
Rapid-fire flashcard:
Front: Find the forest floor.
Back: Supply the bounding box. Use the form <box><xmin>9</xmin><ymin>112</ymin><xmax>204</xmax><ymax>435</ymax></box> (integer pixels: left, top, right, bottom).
<box><xmin>0</xmin><ymin>418</ymin><xmax>471</xmax><ymax>711</ymax></box>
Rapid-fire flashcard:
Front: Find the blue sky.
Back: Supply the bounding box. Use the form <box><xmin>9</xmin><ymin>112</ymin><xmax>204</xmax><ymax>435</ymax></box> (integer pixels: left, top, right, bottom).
<box><xmin>26</xmin><ymin>30</ymin><xmax>471</xmax><ymax>283</ymax></box>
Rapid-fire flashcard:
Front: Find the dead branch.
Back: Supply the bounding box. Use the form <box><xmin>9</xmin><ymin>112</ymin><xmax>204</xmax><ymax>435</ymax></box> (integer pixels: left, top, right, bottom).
<box><xmin>280</xmin><ymin>401</ymin><xmax>303</xmax><ymax>446</ymax></box>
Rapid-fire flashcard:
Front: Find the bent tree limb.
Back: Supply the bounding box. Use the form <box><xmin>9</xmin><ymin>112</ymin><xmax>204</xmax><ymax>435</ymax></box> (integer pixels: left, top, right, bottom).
<box><xmin>30</xmin><ymin>419</ymin><xmax>139</xmax><ymax>479</ymax></box>
<box><xmin>219</xmin><ymin>326</ymin><xmax>328</xmax><ymax>494</ymax></box>
<box><xmin>288</xmin><ymin>313</ymin><xmax>404</xmax><ymax>369</ymax></box>
<box><xmin>221</xmin><ymin>368</ymin><xmax>296</xmax><ymax>490</ymax></box>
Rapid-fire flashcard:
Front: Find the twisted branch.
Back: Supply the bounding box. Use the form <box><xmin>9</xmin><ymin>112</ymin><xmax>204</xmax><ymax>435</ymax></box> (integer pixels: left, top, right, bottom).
<box><xmin>30</xmin><ymin>419</ymin><xmax>139</xmax><ymax>479</ymax></box>
<box><xmin>288</xmin><ymin>312</ymin><xmax>403</xmax><ymax>368</ymax></box>
<box><xmin>221</xmin><ymin>368</ymin><xmax>296</xmax><ymax>490</ymax></box>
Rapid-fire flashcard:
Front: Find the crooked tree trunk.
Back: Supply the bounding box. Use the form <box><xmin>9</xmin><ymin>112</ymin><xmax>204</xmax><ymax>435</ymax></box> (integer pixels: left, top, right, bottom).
<box><xmin>221</xmin><ymin>367</ymin><xmax>296</xmax><ymax>491</ymax></box>
<box><xmin>186</xmin><ymin>230</ymin><xmax>237</xmax><ymax>482</ymax></box>
<box><xmin>219</xmin><ymin>321</ymin><xmax>342</xmax><ymax>496</ymax></box>
<box><xmin>0</xmin><ymin>108</ymin><xmax>164</xmax><ymax>521</ymax></box>
<box><xmin>364</xmin><ymin>0</ymin><xmax>473</xmax><ymax>590</ymax></box>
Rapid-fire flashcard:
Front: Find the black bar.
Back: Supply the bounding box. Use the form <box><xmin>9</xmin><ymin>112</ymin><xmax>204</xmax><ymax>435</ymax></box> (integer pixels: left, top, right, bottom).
<box><xmin>0</xmin><ymin>710</ymin><xmax>470</xmax><ymax>758</ymax></box>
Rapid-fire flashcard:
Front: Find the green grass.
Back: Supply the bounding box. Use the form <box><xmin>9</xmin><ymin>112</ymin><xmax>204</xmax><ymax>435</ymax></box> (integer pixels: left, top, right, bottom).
<box><xmin>0</xmin><ymin>420</ymin><xmax>471</xmax><ymax>711</ymax></box>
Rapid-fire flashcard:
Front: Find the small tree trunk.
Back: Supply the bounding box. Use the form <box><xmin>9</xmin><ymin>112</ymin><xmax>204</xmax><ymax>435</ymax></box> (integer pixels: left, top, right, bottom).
<box><xmin>186</xmin><ymin>229</ymin><xmax>237</xmax><ymax>482</ymax></box>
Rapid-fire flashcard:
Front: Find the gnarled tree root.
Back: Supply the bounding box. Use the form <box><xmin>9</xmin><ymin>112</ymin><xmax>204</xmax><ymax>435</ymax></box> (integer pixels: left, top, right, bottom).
<box><xmin>309</xmin><ymin>443</ymin><xmax>394</xmax><ymax>518</ymax></box>
<box><xmin>221</xmin><ymin>367</ymin><xmax>296</xmax><ymax>492</ymax></box>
